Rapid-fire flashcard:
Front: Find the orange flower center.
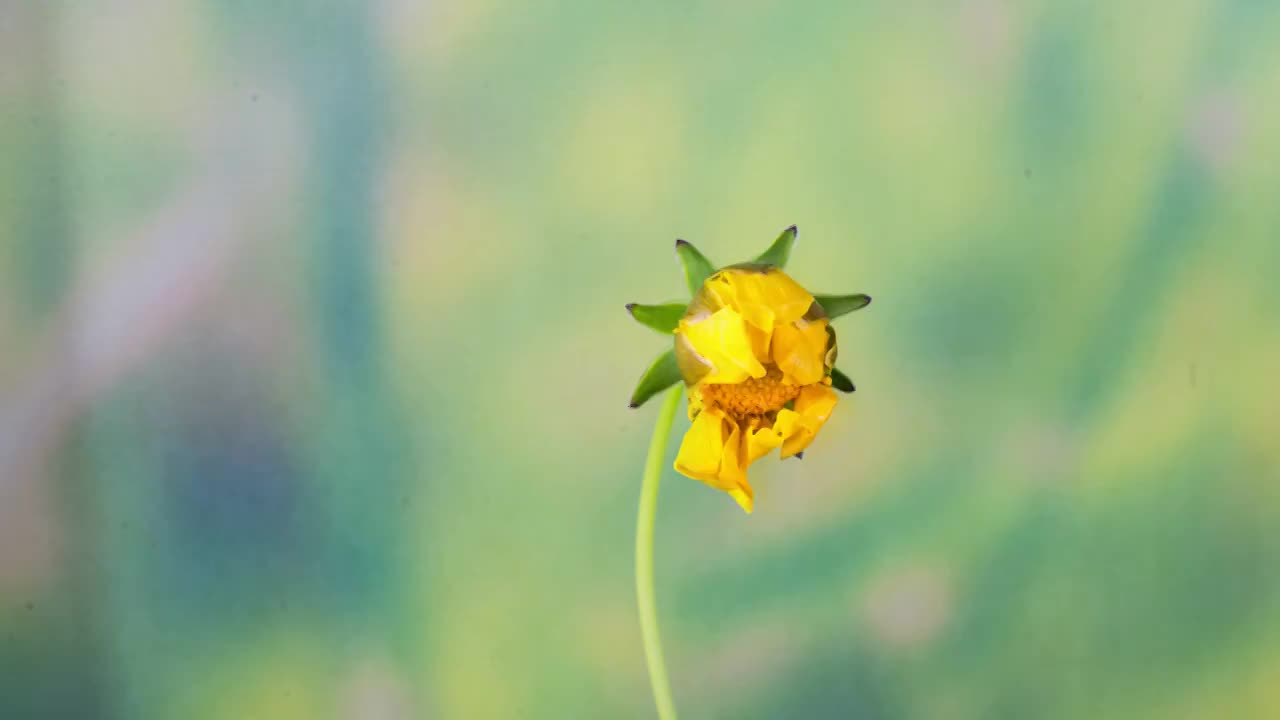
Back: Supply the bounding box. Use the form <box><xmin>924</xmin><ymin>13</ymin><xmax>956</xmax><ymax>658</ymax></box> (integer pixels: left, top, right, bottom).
<box><xmin>698</xmin><ymin>366</ymin><xmax>800</xmax><ymax>424</ymax></box>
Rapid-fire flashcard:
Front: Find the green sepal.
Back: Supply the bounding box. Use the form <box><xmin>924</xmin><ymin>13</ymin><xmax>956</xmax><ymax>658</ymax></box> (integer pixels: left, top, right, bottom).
<box><xmin>675</xmin><ymin>239</ymin><xmax>716</xmax><ymax>296</ymax></box>
<box><xmin>629</xmin><ymin>350</ymin><xmax>682</xmax><ymax>408</ymax></box>
<box><xmin>830</xmin><ymin>367</ymin><xmax>856</xmax><ymax>393</ymax></box>
<box><xmin>755</xmin><ymin>225</ymin><xmax>797</xmax><ymax>268</ymax></box>
<box><xmin>626</xmin><ymin>302</ymin><xmax>685</xmax><ymax>334</ymax></box>
<box><xmin>814</xmin><ymin>293</ymin><xmax>872</xmax><ymax>319</ymax></box>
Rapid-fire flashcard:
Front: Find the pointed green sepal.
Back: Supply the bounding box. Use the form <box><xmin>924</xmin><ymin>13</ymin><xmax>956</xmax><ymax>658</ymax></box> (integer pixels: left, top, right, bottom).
<box><xmin>830</xmin><ymin>367</ymin><xmax>856</xmax><ymax>393</ymax></box>
<box><xmin>814</xmin><ymin>293</ymin><xmax>871</xmax><ymax>319</ymax></box>
<box><xmin>625</xmin><ymin>302</ymin><xmax>685</xmax><ymax>334</ymax></box>
<box><xmin>629</xmin><ymin>349</ymin><xmax>682</xmax><ymax>408</ymax></box>
<box><xmin>675</xmin><ymin>239</ymin><xmax>716</xmax><ymax>296</ymax></box>
<box><xmin>755</xmin><ymin>225</ymin><xmax>797</xmax><ymax>268</ymax></box>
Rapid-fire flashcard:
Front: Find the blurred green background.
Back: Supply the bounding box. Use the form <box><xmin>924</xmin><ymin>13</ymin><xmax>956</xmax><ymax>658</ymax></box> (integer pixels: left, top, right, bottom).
<box><xmin>3</xmin><ymin>1</ymin><xmax>1279</xmax><ymax>718</ymax></box>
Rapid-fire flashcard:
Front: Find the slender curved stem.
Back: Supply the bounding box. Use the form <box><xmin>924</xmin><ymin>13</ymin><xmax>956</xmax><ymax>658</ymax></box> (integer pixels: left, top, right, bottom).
<box><xmin>636</xmin><ymin>385</ymin><xmax>682</xmax><ymax>720</ymax></box>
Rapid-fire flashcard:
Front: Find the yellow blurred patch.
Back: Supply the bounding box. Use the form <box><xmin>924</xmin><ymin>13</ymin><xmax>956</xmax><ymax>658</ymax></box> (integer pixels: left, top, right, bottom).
<box><xmin>171</xmin><ymin>631</ymin><xmax>328</xmax><ymax>720</ymax></box>
<box><xmin>556</xmin><ymin>68</ymin><xmax>686</xmax><ymax>218</ymax></box>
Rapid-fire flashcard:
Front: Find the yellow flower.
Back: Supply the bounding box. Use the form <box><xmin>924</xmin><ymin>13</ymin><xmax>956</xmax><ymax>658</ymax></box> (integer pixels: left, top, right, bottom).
<box><xmin>625</xmin><ymin>225</ymin><xmax>869</xmax><ymax>514</ymax></box>
<box><xmin>671</xmin><ymin>266</ymin><xmax>839</xmax><ymax>512</ymax></box>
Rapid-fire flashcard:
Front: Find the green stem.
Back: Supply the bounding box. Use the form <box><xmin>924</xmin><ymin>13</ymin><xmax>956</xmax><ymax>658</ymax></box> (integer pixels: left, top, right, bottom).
<box><xmin>636</xmin><ymin>385</ymin><xmax>682</xmax><ymax>720</ymax></box>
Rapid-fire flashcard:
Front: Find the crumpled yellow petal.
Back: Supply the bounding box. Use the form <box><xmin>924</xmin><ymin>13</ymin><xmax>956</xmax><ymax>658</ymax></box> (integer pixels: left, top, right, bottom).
<box><xmin>720</xmin><ymin>421</ymin><xmax>754</xmax><ymax>513</ymax></box>
<box><xmin>679</xmin><ymin>307</ymin><xmax>766</xmax><ymax>384</ymax></box>
<box><xmin>745</xmin><ymin>422</ymin><xmax>785</xmax><ymax>465</ymax></box>
<box><xmin>772</xmin><ymin>318</ymin><xmax>830</xmax><ymax>385</ymax></box>
<box><xmin>744</xmin><ymin>322</ymin><xmax>772</xmax><ymax>365</ymax></box>
<box><xmin>674</xmin><ymin>408</ymin><xmax>728</xmax><ymax>485</ymax></box>
<box><xmin>707</xmin><ymin>274</ymin><xmax>773</xmax><ymax>332</ymax></box>
<box><xmin>772</xmin><ymin>409</ymin><xmax>804</xmax><ymax>459</ymax></box>
<box><xmin>779</xmin><ymin>383</ymin><xmax>839</xmax><ymax>458</ymax></box>
<box><xmin>719</xmin><ymin>421</ymin><xmax>746</xmax><ymax>487</ymax></box>
<box><xmin>726</xmin><ymin>270</ymin><xmax>813</xmax><ymax>326</ymax></box>
<box><xmin>673</xmin><ymin>409</ymin><xmax>758</xmax><ymax>513</ymax></box>
<box><xmin>728</xmin><ymin>486</ymin><xmax>754</xmax><ymax>513</ymax></box>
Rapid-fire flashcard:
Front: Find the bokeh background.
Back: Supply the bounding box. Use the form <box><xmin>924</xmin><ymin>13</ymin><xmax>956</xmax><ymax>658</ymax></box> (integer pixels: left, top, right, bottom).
<box><xmin>3</xmin><ymin>1</ymin><xmax>1279</xmax><ymax>718</ymax></box>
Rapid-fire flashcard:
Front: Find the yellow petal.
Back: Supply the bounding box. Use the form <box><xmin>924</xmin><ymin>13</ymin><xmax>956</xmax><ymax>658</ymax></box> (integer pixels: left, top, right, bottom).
<box><xmin>719</xmin><ymin>420</ymin><xmax>756</xmax><ymax>512</ymax></box>
<box><xmin>673</xmin><ymin>404</ymin><xmax>764</xmax><ymax>513</ymax></box>
<box><xmin>773</xmin><ymin>408</ymin><xmax>805</xmax><ymax>459</ymax></box>
<box><xmin>718</xmin><ymin>420</ymin><xmax>746</xmax><ymax>487</ymax></box>
<box><xmin>797</xmin><ymin>383</ymin><xmax>839</xmax><ymax>428</ymax></box>
<box><xmin>736</xmin><ymin>294</ymin><xmax>776</xmax><ymax>335</ymax></box>
<box><xmin>674</xmin><ymin>408</ymin><xmax>728</xmax><ymax>484</ymax></box>
<box><xmin>729</xmin><ymin>269</ymin><xmax>814</xmax><ymax>325</ymax></box>
<box><xmin>745</xmin><ymin>323</ymin><xmax>772</xmax><ymax>366</ymax></box>
<box><xmin>707</xmin><ymin>273</ymin><xmax>776</xmax><ymax>362</ymax></box>
<box><xmin>685</xmin><ymin>383</ymin><xmax>705</xmax><ymax>419</ymax></box>
<box><xmin>678</xmin><ymin>307</ymin><xmax>766</xmax><ymax>384</ymax></box>
<box><xmin>780</xmin><ymin>383</ymin><xmax>839</xmax><ymax>458</ymax></box>
<box><xmin>700</xmin><ymin>271</ymin><xmax>738</xmax><ymax>312</ymax></box>
<box><xmin>744</xmin><ymin>422</ymin><xmax>785</xmax><ymax>465</ymax></box>
<box><xmin>772</xmin><ymin>318</ymin><xmax>829</xmax><ymax>385</ymax></box>
<box><xmin>780</xmin><ymin>429</ymin><xmax>811</xmax><ymax>459</ymax></box>
<box><xmin>728</xmin><ymin>486</ymin><xmax>754</xmax><ymax>513</ymax></box>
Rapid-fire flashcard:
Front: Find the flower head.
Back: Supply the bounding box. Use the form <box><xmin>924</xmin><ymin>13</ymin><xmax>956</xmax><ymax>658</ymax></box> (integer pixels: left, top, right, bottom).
<box><xmin>627</xmin><ymin>227</ymin><xmax>870</xmax><ymax>513</ymax></box>
<box><xmin>672</xmin><ymin>265</ymin><xmax>838</xmax><ymax>511</ymax></box>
